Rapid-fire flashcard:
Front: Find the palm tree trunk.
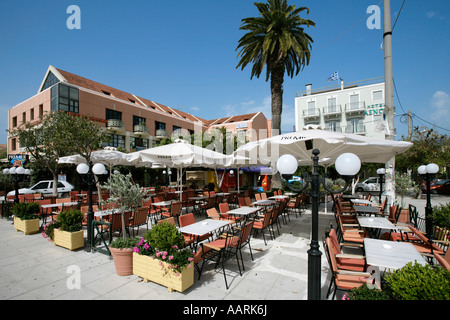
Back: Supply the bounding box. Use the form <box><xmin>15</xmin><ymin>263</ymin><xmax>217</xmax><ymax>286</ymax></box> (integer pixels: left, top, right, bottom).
<box><xmin>270</xmin><ymin>59</ymin><xmax>285</xmax><ymax>189</ymax></box>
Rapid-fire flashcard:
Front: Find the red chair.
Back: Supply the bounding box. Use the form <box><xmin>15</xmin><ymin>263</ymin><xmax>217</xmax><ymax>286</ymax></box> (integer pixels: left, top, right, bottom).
<box><xmin>328</xmin><ymin>228</ymin><xmax>365</xmax><ymax>272</ymax></box>
<box><xmin>179</xmin><ymin>213</ymin><xmax>211</xmax><ymax>243</ymax></box>
<box><xmin>434</xmin><ymin>250</ymin><xmax>450</xmax><ymax>270</ymax></box>
<box><xmin>252</xmin><ymin>209</ymin><xmax>273</xmax><ymax>245</ymax></box>
<box><xmin>219</xmin><ymin>203</ymin><xmax>242</xmax><ymax>223</ymax></box>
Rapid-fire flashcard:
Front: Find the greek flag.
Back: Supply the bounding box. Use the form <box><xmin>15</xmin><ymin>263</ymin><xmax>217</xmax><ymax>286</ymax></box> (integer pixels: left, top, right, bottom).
<box><xmin>328</xmin><ymin>71</ymin><xmax>339</xmax><ymax>82</ymax></box>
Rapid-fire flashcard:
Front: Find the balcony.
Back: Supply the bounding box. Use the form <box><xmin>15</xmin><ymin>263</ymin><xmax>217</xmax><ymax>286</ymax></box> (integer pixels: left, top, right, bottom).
<box><xmin>302</xmin><ymin>108</ymin><xmax>320</xmax><ymax>120</ymax></box>
<box><xmin>155</xmin><ymin>129</ymin><xmax>169</xmax><ymax>140</ymax></box>
<box><xmin>133</xmin><ymin>124</ymin><xmax>149</xmax><ymax>136</ymax></box>
<box><xmin>345</xmin><ymin>102</ymin><xmax>366</xmax><ymax>115</ymax></box>
<box><xmin>107</xmin><ymin>119</ymin><xmax>125</xmax><ymax>133</ymax></box>
<box><xmin>322</xmin><ymin>105</ymin><xmax>342</xmax><ymax>118</ymax></box>
<box><xmin>345</xmin><ymin>124</ymin><xmax>366</xmax><ymax>135</ymax></box>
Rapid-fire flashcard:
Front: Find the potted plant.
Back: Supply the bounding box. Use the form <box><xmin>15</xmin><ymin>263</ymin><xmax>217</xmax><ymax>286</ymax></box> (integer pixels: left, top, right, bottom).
<box><xmin>133</xmin><ymin>220</ymin><xmax>194</xmax><ymax>292</ymax></box>
<box><xmin>109</xmin><ymin>237</ymin><xmax>139</xmax><ymax>276</ymax></box>
<box><xmin>52</xmin><ymin>208</ymin><xmax>85</xmax><ymax>250</ymax></box>
<box><xmin>13</xmin><ymin>202</ymin><xmax>40</xmax><ymax>235</ymax></box>
<box><xmin>101</xmin><ymin>172</ymin><xmax>147</xmax><ymax>275</ymax></box>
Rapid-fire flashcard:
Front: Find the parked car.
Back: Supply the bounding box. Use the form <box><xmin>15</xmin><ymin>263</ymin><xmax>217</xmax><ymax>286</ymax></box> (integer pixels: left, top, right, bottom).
<box><xmin>355</xmin><ymin>177</ymin><xmax>380</xmax><ymax>192</ymax></box>
<box><xmin>422</xmin><ymin>179</ymin><xmax>450</xmax><ymax>195</ymax></box>
<box><xmin>7</xmin><ymin>180</ymin><xmax>74</xmax><ymax>197</ymax></box>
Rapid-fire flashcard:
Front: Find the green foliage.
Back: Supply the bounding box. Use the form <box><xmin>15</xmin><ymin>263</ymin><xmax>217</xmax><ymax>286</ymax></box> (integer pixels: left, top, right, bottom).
<box><xmin>12</xmin><ymin>202</ymin><xmax>40</xmax><ymax>220</ymax></box>
<box><xmin>57</xmin><ymin>208</ymin><xmax>84</xmax><ymax>232</ymax></box>
<box><xmin>42</xmin><ymin>220</ymin><xmax>60</xmax><ymax>241</ymax></box>
<box><xmin>144</xmin><ymin>221</ymin><xmax>185</xmax><ymax>251</ymax></box>
<box><xmin>110</xmin><ymin>237</ymin><xmax>139</xmax><ymax>249</ymax></box>
<box><xmin>384</xmin><ymin>262</ymin><xmax>450</xmax><ymax>300</ymax></box>
<box><xmin>431</xmin><ymin>202</ymin><xmax>450</xmax><ymax>230</ymax></box>
<box><xmin>347</xmin><ymin>284</ymin><xmax>390</xmax><ymax>300</ymax></box>
<box><xmin>134</xmin><ymin>221</ymin><xmax>194</xmax><ymax>274</ymax></box>
<box><xmin>395</xmin><ymin>172</ymin><xmax>418</xmax><ymax>207</ymax></box>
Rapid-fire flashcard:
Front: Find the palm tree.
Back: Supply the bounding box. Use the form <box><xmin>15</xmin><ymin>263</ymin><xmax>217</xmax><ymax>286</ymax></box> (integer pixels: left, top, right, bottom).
<box><xmin>236</xmin><ymin>0</ymin><xmax>315</xmax><ymax>134</ymax></box>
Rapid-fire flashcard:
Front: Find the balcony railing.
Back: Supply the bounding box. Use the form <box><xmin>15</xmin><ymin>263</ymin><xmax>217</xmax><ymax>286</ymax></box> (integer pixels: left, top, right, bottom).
<box><xmin>322</xmin><ymin>105</ymin><xmax>342</xmax><ymax>118</ymax></box>
<box><xmin>345</xmin><ymin>102</ymin><xmax>366</xmax><ymax>114</ymax></box>
<box><xmin>345</xmin><ymin>124</ymin><xmax>366</xmax><ymax>135</ymax></box>
<box><xmin>302</xmin><ymin>108</ymin><xmax>320</xmax><ymax>119</ymax></box>
<box><xmin>155</xmin><ymin>129</ymin><xmax>169</xmax><ymax>139</ymax></box>
<box><xmin>133</xmin><ymin>124</ymin><xmax>149</xmax><ymax>136</ymax></box>
<box><xmin>107</xmin><ymin>119</ymin><xmax>125</xmax><ymax>132</ymax></box>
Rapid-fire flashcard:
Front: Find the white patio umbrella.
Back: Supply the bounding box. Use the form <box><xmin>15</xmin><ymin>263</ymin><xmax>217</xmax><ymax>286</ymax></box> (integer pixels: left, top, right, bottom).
<box><xmin>127</xmin><ymin>139</ymin><xmax>235</xmax><ymax>199</ymax></box>
<box><xmin>233</xmin><ymin>129</ymin><xmax>413</xmax><ymax>171</ymax></box>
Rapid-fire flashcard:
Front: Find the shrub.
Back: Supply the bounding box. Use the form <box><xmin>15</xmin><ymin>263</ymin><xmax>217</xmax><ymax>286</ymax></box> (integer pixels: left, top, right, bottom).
<box><xmin>57</xmin><ymin>208</ymin><xmax>84</xmax><ymax>232</ymax></box>
<box><xmin>384</xmin><ymin>262</ymin><xmax>450</xmax><ymax>300</ymax></box>
<box><xmin>110</xmin><ymin>237</ymin><xmax>139</xmax><ymax>249</ymax></box>
<box><xmin>12</xmin><ymin>202</ymin><xmax>40</xmax><ymax>220</ymax></box>
<box><xmin>145</xmin><ymin>220</ymin><xmax>185</xmax><ymax>250</ymax></box>
<box><xmin>431</xmin><ymin>202</ymin><xmax>450</xmax><ymax>230</ymax></box>
<box><xmin>346</xmin><ymin>284</ymin><xmax>390</xmax><ymax>300</ymax></box>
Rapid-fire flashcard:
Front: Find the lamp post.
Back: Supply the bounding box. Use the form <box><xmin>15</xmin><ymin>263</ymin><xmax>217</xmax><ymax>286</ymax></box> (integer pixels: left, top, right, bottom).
<box><xmin>77</xmin><ymin>161</ymin><xmax>106</xmax><ymax>252</ymax></box>
<box><xmin>376</xmin><ymin>168</ymin><xmax>386</xmax><ymax>205</ymax></box>
<box><xmin>277</xmin><ymin>149</ymin><xmax>361</xmax><ymax>300</ymax></box>
<box><xmin>418</xmin><ymin>163</ymin><xmax>439</xmax><ymax>239</ymax></box>
<box><xmin>3</xmin><ymin>166</ymin><xmax>31</xmax><ymax>204</ymax></box>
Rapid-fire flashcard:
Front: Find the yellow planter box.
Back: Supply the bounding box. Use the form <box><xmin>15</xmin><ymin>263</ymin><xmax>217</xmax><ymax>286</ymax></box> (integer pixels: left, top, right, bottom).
<box><xmin>14</xmin><ymin>217</ymin><xmax>40</xmax><ymax>235</ymax></box>
<box><xmin>53</xmin><ymin>229</ymin><xmax>84</xmax><ymax>251</ymax></box>
<box><xmin>133</xmin><ymin>252</ymin><xmax>194</xmax><ymax>292</ymax></box>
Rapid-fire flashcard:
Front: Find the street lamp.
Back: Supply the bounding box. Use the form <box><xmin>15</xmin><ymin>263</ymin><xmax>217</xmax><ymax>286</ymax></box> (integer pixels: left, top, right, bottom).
<box><xmin>77</xmin><ymin>161</ymin><xmax>106</xmax><ymax>252</ymax></box>
<box><xmin>276</xmin><ymin>149</ymin><xmax>361</xmax><ymax>300</ymax></box>
<box><xmin>376</xmin><ymin>168</ymin><xmax>386</xmax><ymax>205</ymax></box>
<box><xmin>418</xmin><ymin>163</ymin><xmax>439</xmax><ymax>239</ymax></box>
<box><xmin>3</xmin><ymin>166</ymin><xmax>31</xmax><ymax>204</ymax></box>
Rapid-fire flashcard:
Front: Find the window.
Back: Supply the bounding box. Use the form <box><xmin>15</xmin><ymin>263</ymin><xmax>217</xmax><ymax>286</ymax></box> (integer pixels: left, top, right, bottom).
<box><xmin>102</xmin><ymin>90</ymin><xmax>111</xmax><ymax>96</ymax></box>
<box><xmin>155</xmin><ymin>121</ymin><xmax>166</xmax><ymax>130</ymax></box>
<box><xmin>106</xmin><ymin>109</ymin><xmax>122</xmax><ymax>120</ymax></box>
<box><xmin>307</xmin><ymin>101</ymin><xmax>316</xmax><ymax>115</ymax></box>
<box><xmin>130</xmin><ymin>136</ymin><xmax>149</xmax><ymax>150</ymax></box>
<box><xmin>39</xmin><ymin>104</ymin><xmax>43</xmax><ymax>117</ymax></box>
<box><xmin>133</xmin><ymin>115</ymin><xmax>146</xmax><ymax>126</ymax></box>
<box><xmin>22</xmin><ymin>112</ymin><xmax>26</xmax><ymax>123</ymax></box>
<box><xmin>12</xmin><ymin>116</ymin><xmax>17</xmax><ymax>127</ymax></box>
<box><xmin>327</xmin><ymin>97</ymin><xmax>337</xmax><ymax>113</ymax></box>
<box><xmin>51</xmin><ymin>84</ymin><xmax>79</xmax><ymax>113</ymax></box>
<box><xmin>325</xmin><ymin>120</ymin><xmax>339</xmax><ymax>132</ymax></box>
<box><xmin>30</xmin><ymin>108</ymin><xmax>34</xmax><ymax>120</ymax></box>
<box><xmin>109</xmin><ymin>134</ymin><xmax>125</xmax><ymax>148</ymax></box>
<box><xmin>349</xmin><ymin>94</ymin><xmax>360</xmax><ymax>110</ymax></box>
<box><xmin>347</xmin><ymin>117</ymin><xmax>363</xmax><ymax>133</ymax></box>
<box><xmin>373</xmin><ymin>90</ymin><xmax>383</xmax><ymax>101</ymax></box>
<box><xmin>11</xmin><ymin>138</ymin><xmax>16</xmax><ymax>151</ymax></box>
<box><xmin>41</xmin><ymin>71</ymin><xmax>60</xmax><ymax>91</ymax></box>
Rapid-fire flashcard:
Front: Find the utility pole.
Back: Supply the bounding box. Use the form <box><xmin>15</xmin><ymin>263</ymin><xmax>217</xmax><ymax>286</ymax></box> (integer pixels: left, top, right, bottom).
<box><xmin>383</xmin><ymin>0</ymin><xmax>396</xmax><ymax>206</ymax></box>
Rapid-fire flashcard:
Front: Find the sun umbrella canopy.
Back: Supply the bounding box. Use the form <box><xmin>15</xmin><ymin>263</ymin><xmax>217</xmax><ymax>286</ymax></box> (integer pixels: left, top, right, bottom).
<box><xmin>58</xmin><ymin>147</ymin><xmax>136</xmax><ymax>167</ymax></box>
<box><xmin>233</xmin><ymin>129</ymin><xmax>413</xmax><ymax>170</ymax></box>
<box><xmin>126</xmin><ymin>139</ymin><xmax>234</xmax><ymax>168</ymax></box>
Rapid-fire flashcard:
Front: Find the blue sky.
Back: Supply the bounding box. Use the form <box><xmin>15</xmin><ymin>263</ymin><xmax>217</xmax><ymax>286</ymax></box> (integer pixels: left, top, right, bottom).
<box><xmin>1</xmin><ymin>0</ymin><xmax>449</xmax><ymax>144</ymax></box>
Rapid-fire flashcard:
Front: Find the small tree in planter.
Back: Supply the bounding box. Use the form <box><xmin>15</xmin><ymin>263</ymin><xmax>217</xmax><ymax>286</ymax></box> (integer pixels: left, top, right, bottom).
<box><xmin>13</xmin><ymin>202</ymin><xmax>41</xmax><ymax>235</ymax></box>
<box><xmin>101</xmin><ymin>172</ymin><xmax>147</xmax><ymax>275</ymax></box>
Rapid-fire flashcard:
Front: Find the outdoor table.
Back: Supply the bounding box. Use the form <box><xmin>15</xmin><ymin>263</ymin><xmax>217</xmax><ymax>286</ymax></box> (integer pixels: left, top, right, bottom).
<box><xmin>152</xmin><ymin>201</ymin><xmax>174</xmax><ymax>207</ymax></box>
<box><xmin>341</xmin><ymin>195</ymin><xmax>360</xmax><ymax>199</ymax></box>
<box><xmin>352</xmin><ymin>205</ymin><xmax>380</xmax><ymax>216</ymax></box>
<box><xmin>268</xmin><ymin>195</ymin><xmax>289</xmax><ymax>200</ymax></box>
<box><xmin>94</xmin><ymin>208</ymin><xmax>121</xmax><ymax>218</ymax></box>
<box><xmin>40</xmin><ymin>201</ymin><xmax>79</xmax><ymax>209</ymax></box>
<box><xmin>351</xmin><ymin>199</ymin><xmax>373</xmax><ymax>206</ymax></box>
<box><xmin>283</xmin><ymin>192</ymin><xmax>298</xmax><ymax>196</ymax></box>
<box><xmin>226</xmin><ymin>206</ymin><xmax>261</xmax><ymax>223</ymax></box>
<box><xmin>215</xmin><ymin>193</ymin><xmax>230</xmax><ymax>196</ymax></box>
<box><xmin>252</xmin><ymin>200</ymin><xmax>276</xmax><ymax>206</ymax></box>
<box><xmin>179</xmin><ymin>219</ymin><xmax>232</xmax><ymax>251</ymax></box>
<box><xmin>357</xmin><ymin>216</ymin><xmax>398</xmax><ymax>238</ymax></box>
<box><xmin>363</xmin><ymin>238</ymin><xmax>427</xmax><ymax>271</ymax></box>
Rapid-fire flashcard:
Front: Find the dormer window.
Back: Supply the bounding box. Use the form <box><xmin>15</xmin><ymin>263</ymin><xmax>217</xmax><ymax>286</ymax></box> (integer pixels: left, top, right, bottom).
<box><xmin>102</xmin><ymin>90</ymin><xmax>111</xmax><ymax>96</ymax></box>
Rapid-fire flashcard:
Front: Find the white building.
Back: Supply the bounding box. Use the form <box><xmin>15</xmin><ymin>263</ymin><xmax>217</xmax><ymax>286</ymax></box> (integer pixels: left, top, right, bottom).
<box><xmin>294</xmin><ymin>77</ymin><xmax>389</xmax><ymax>139</ymax></box>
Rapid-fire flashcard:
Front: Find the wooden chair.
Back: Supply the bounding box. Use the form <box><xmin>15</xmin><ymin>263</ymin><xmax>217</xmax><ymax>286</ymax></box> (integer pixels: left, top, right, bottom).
<box><xmin>199</xmin><ymin>221</ymin><xmax>254</xmax><ymax>289</ymax></box>
<box><xmin>252</xmin><ymin>209</ymin><xmax>273</xmax><ymax>245</ymax></box>
<box><xmin>328</xmin><ymin>227</ymin><xmax>365</xmax><ymax>272</ymax></box>
<box><xmin>434</xmin><ymin>250</ymin><xmax>450</xmax><ymax>270</ymax></box>
<box><xmin>179</xmin><ymin>213</ymin><xmax>211</xmax><ymax>244</ymax></box>
<box><xmin>238</xmin><ymin>197</ymin><xmax>246</xmax><ymax>207</ymax></box>
<box><xmin>244</xmin><ymin>197</ymin><xmax>253</xmax><ymax>207</ymax></box>
<box><xmin>218</xmin><ymin>203</ymin><xmax>242</xmax><ymax>223</ymax></box>
<box><xmin>130</xmin><ymin>206</ymin><xmax>149</xmax><ymax>236</ymax></box>
<box><xmin>400</xmin><ymin>226</ymin><xmax>445</xmax><ymax>260</ymax></box>
<box><xmin>158</xmin><ymin>217</ymin><xmax>176</xmax><ymax>225</ymax></box>
<box><xmin>260</xmin><ymin>193</ymin><xmax>267</xmax><ymax>200</ymax></box>
<box><xmin>324</xmin><ymin>235</ymin><xmax>377</xmax><ymax>300</ymax></box>
<box><xmin>335</xmin><ymin>214</ymin><xmax>366</xmax><ymax>245</ymax></box>
<box><xmin>161</xmin><ymin>201</ymin><xmax>182</xmax><ymax>225</ymax></box>
<box><xmin>286</xmin><ymin>195</ymin><xmax>302</xmax><ymax>218</ymax></box>
<box><xmin>254</xmin><ymin>193</ymin><xmax>261</xmax><ymax>201</ymax></box>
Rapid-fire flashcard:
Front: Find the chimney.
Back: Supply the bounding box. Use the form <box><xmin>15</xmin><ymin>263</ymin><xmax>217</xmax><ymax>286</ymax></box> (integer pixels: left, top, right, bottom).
<box><xmin>306</xmin><ymin>84</ymin><xmax>312</xmax><ymax>95</ymax></box>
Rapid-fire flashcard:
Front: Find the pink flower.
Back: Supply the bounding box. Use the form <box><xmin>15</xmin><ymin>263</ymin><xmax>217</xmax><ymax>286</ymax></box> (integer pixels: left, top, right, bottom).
<box><xmin>188</xmin><ymin>257</ymin><xmax>194</xmax><ymax>262</ymax></box>
<box><xmin>162</xmin><ymin>255</ymin><xmax>167</xmax><ymax>260</ymax></box>
<box><xmin>138</xmin><ymin>237</ymin><xmax>145</xmax><ymax>246</ymax></box>
<box><xmin>143</xmin><ymin>243</ymin><xmax>150</xmax><ymax>250</ymax></box>
<box><xmin>168</xmin><ymin>256</ymin><xmax>174</xmax><ymax>260</ymax></box>
<box><xmin>133</xmin><ymin>247</ymin><xmax>140</xmax><ymax>253</ymax></box>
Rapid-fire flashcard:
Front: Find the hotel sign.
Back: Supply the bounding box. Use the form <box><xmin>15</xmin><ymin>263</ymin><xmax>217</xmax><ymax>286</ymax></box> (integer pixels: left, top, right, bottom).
<box><xmin>365</xmin><ymin>103</ymin><xmax>384</xmax><ymax>116</ymax></box>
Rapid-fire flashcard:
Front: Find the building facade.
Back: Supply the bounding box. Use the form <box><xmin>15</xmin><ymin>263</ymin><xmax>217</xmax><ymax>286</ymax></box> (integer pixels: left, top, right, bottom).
<box><xmin>7</xmin><ymin>65</ymin><xmax>272</xmax><ymax>155</ymax></box>
<box><xmin>294</xmin><ymin>77</ymin><xmax>388</xmax><ymax>139</ymax></box>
